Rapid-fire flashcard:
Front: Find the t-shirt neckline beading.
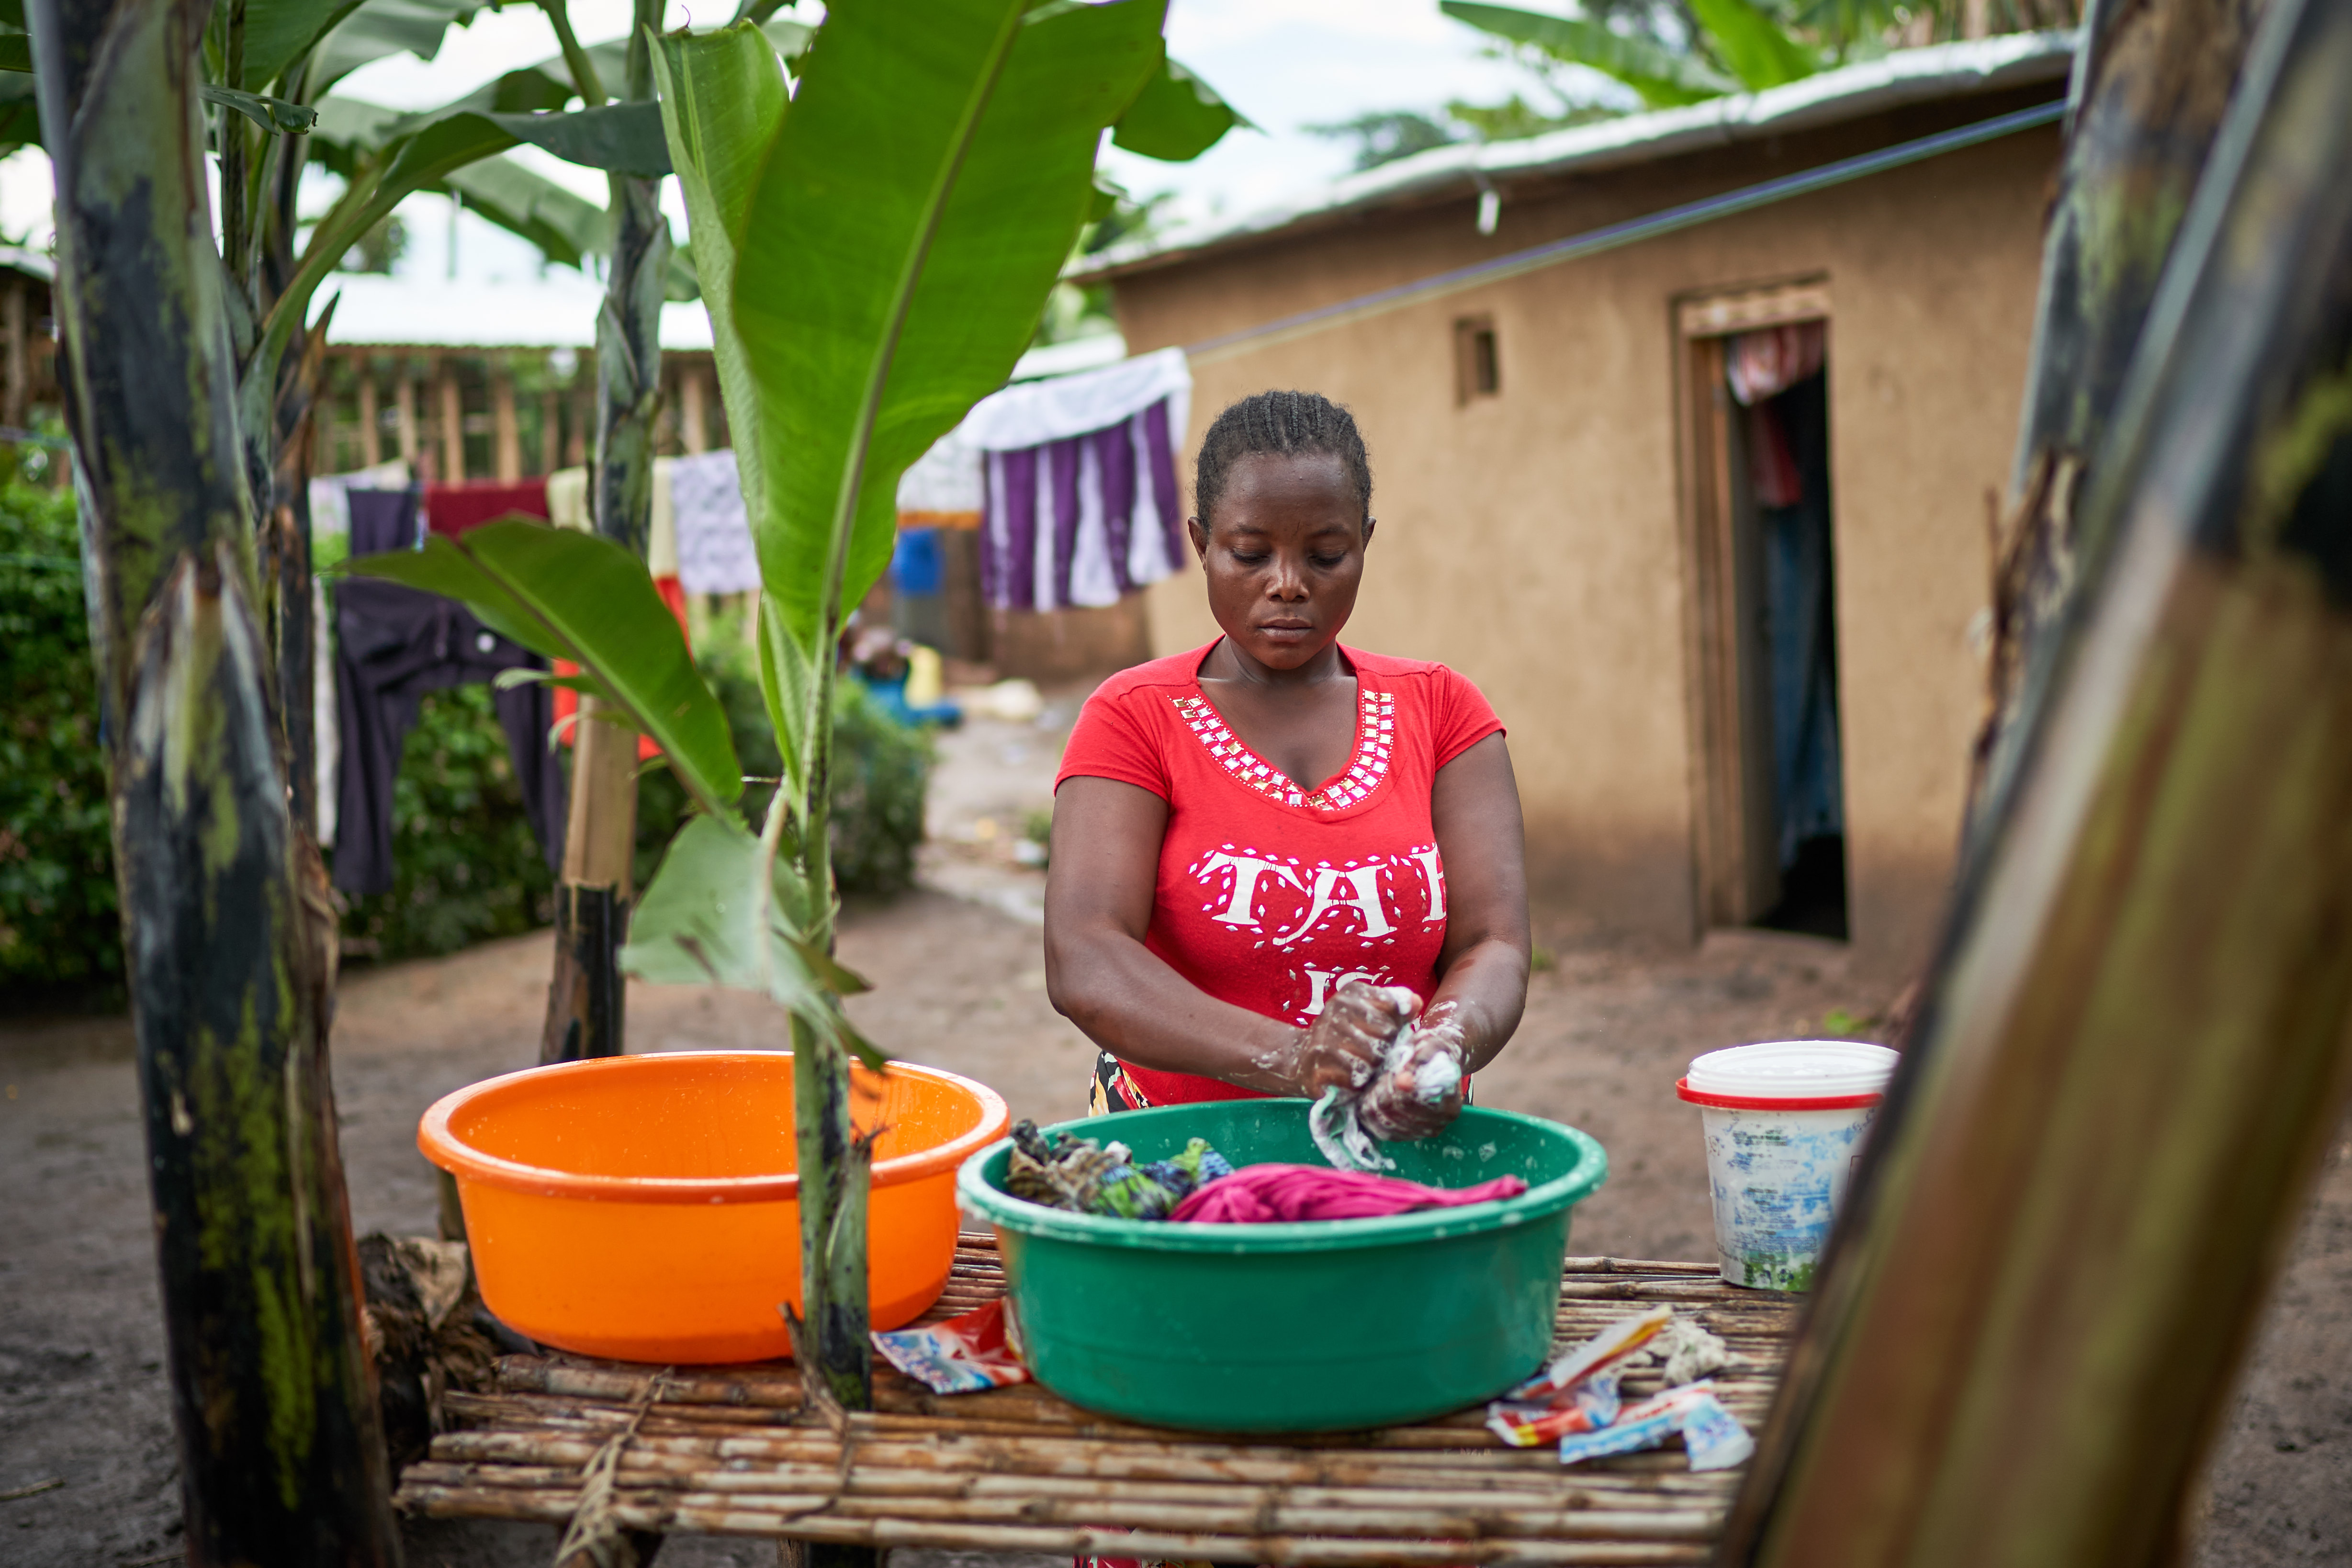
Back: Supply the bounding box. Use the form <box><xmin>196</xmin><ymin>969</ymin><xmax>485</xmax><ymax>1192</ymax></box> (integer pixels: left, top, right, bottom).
<box><xmin>1170</xmin><ymin>684</ymin><xmax>1397</xmax><ymax>815</ymax></box>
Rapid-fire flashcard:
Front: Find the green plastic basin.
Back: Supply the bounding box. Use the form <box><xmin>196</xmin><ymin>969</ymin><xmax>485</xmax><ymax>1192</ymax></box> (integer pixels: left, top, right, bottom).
<box><xmin>955</xmin><ymin>1099</ymin><xmax>1608</xmax><ymax>1433</ymax></box>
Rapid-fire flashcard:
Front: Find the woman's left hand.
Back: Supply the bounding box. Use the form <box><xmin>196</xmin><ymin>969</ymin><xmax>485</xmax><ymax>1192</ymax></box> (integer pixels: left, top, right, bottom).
<box><xmin>1357</xmin><ymin>1003</ymin><xmax>1468</xmax><ymax>1142</ymax></box>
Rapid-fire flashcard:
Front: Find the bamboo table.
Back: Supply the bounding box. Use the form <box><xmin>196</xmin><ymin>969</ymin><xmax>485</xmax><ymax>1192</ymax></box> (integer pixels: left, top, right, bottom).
<box><xmin>397</xmin><ymin>1237</ymin><xmax>1798</xmax><ymax>1565</ymax></box>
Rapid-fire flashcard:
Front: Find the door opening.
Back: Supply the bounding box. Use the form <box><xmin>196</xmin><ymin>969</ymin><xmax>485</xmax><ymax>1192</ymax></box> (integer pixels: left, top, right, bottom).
<box><xmin>1680</xmin><ymin>285</ymin><xmax>1847</xmax><ymax>940</ymax></box>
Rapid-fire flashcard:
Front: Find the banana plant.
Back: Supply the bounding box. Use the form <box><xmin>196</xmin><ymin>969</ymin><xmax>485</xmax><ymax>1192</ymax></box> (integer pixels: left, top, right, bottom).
<box><xmin>20</xmin><ymin>0</ymin><xmax>799</xmax><ymax>1552</ymax></box>
<box><xmin>349</xmin><ymin>0</ymin><xmax>1229</xmax><ymax>1431</ymax></box>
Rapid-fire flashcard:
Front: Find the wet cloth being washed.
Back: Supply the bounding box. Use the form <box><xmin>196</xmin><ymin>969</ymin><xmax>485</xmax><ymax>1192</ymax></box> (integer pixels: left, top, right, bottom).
<box><xmin>1170</xmin><ymin>1164</ymin><xmax>1526</xmax><ymax>1224</ymax></box>
<box><xmin>1004</xmin><ymin>1121</ymin><xmax>1233</xmax><ymax>1220</ymax></box>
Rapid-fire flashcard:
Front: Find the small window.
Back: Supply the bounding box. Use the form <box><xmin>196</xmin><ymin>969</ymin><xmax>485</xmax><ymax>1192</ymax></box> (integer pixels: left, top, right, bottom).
<box><xmin>1454</xmin><ymin>316</ymin><xmax>1500</xmax><ymax>404</ymax></box>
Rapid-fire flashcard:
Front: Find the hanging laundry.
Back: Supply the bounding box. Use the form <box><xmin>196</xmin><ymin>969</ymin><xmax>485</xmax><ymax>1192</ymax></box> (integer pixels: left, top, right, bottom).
<box><xmin>964</xmin><ymin>346</ymin><xmax>1192</xmax><ymax>612</ymax></box>
<box><xmin>670</xmin><ymin>450</ymin><xmax>760</xmax><ymax>594</ymax></box>
<box><xmin>544</xmin><ymin>463</ymin><xmax>694</xmax><ymax>761</ymax></box>
<box><xmin>330</xmin><ymin>576</ymin><xmax>565</xmax><ymax>897</ymax></box>
<box><xmin>1725</xmin><ymin>321</ymin><xmax>1826</xmax><ymax>406</ymax></box>
<box><xmin>348</xmin><ymin>487</ymin><xmax>422</xmax><ymax>558</ymax></box>
<box><xmin>423</xmin><ymin>478</ymin><xmax>550</xmax><ymax>540</ymax></box>
<box><xmin>545</xmin><ymin>466</ymin><xmax>589</xmax><ymax>533</ymax></box>
<box><xmin>650</xmin><ymin>456</ymin><xmax>682</xmax><ymax>579</ymax></box>
<box><xmin>306</xmin><ymin>463</ymin><xmax>412</xmax><ymax>850</ymax></box>
<box><xmin>309</xmin><ymin>459</ymin><xmax>410</xmax><ymax>574</ymax></box>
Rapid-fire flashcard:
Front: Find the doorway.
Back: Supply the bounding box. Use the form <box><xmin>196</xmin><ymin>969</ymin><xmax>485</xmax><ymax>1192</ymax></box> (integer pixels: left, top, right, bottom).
<box><xmin>1679</xmin><ymin>282</ymin><xmax>1848</xmax><ymax>940</ymax></box>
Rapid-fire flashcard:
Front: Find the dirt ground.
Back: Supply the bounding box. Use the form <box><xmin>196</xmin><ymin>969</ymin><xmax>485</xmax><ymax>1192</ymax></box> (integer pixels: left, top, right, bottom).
<box><xmin>3</xmin><ymin>706</ymin><xmax>2347</xmax><ymax>1566</ymax></box>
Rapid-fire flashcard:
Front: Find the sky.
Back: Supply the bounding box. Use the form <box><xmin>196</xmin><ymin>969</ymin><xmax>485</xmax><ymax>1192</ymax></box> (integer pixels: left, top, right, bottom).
<box><xmin>0</xmin><ymin>0</ymin><xmax>1556</xmax><ymax>287</ymax></box>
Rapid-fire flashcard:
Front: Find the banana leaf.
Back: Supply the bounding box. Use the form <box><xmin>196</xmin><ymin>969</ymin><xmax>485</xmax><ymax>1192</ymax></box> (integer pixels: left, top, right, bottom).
<box><xmin>655</xmin><ymin>0</ymin><xmax>1167</xmax><ymax>663</ymax></box>
<box><xmin>1113</xmin><ymin>52</ymin><xmax>1247</xmax><ymax>161</ymax></box>
<box><xmin>309</xmin><ymin>0</ymin><xmax>486</xmax><ymax>91</ymax></box>
<box><xmin>238</xmin><ymin>0</ymin><xmax>367</xmax><ymax>91</ymax></box>
<box><xmin>1686</xmin><ymin>0</ymin><xmax>1821</xmax><ymax>90</ymax></box>
<box><xmin>1441</xmin><ymin>0</ymin><xmax>1738</xmax><ymax>108</ymax></box>
<box><xmin>620</xmin><ymin>815</ymin><xmax>884</xmax><ymax>1065</ymax></box>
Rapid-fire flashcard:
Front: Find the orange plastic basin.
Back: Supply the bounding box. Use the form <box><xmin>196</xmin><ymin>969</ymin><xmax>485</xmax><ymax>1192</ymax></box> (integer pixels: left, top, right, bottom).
<box><xmin>417</xmin><ymin>1052</ymin><xmax>1009</xmax><ymax>1363</ymax></box>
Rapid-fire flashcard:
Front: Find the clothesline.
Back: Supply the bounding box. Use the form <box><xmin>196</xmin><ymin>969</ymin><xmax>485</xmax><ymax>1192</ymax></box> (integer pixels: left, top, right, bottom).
<box><xmin>302</xmin><ymin>347</ymin><xmax>1196</xmax><ymax>857</ymax></box>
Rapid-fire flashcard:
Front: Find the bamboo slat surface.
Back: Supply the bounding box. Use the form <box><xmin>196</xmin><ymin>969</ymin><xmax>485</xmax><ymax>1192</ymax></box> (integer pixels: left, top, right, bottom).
<box><xmin>396</xmin><ymin>1238</ymin><xmax>1798</xmax><ymax>1565</ymax></box>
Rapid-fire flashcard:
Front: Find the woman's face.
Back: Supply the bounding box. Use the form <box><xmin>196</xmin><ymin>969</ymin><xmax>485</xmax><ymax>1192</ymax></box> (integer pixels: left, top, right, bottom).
<box><xmin>1187</xmin><ymin>451</ymin><xmax>1374</xmax><ymax>673</ymax></box>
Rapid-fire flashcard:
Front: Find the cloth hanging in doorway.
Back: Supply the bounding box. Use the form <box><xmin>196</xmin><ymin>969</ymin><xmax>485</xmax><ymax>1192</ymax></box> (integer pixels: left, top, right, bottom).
<box><xmin>670</xmin><ymin>450</ymin><xmax>760</xmax><ymax>594</ymax></box>
<box><xmin>1744</xmin><ymin>370</ymin><xmax>1843</xmax><ymax>868</ymax></box>
<box><xmin>423</xmin><ymin>478</ymin><xmax>550</xmax><ymax>540</ymax></box>
<box><xmin>329</xmin><ymin>575</ymin><xmax>564</xmax><ymax>897</ymax></box>
<box><xmin>967</xmin><ymin>348</ymin><xmax>1192</xmax><ymax>612</ymax></box>
<box><xmin>1725</xmin><ymin>321</ymin><xmax>1825</xmax><ymax>407</ymax></box>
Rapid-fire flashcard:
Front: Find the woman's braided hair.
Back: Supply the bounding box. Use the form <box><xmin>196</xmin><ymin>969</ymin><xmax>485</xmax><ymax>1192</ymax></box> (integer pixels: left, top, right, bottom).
<box><xmin>1193</xmin><ymin>390</ymin><xmax>1373</xmax><ymax>526</ymax></box>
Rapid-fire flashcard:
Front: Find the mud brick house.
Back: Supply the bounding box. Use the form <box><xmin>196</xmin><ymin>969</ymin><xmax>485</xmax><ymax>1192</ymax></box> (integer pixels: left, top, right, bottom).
<box><xmin>1078</xmin><ymin>35</ymin><xmax>2075</xmax><ymax>973</ymax></box>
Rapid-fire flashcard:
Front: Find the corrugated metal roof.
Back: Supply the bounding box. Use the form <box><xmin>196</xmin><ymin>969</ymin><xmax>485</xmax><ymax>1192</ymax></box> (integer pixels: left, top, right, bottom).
<box><xmin>310</xmin><ymin>270</ymin><xmax>717</xmax><ymax>352</ymax></box>
<box><xmin>1078</xmin><ymin>31</ymin><xmax>2075</xmax><ymax>282</ymax></box>
<box><xmin>312</xmin><ymin>273</ymin><xmax>1122</xmax><ymax>382</ymax></box>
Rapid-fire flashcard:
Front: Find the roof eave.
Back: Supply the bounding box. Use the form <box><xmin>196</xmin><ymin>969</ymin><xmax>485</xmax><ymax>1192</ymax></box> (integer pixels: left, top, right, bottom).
<box><xmin>1071</xmin><ymin>31</ymin><xmax>2075</xmax><ymax>286</ymax></box>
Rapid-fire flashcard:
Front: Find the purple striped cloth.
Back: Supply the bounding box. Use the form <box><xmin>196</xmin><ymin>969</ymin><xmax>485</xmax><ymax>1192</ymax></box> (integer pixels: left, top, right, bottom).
<box><xmin>980</xmin><ymin>396</ymin><xmax>1185</xmax><ymax>612</ymax></box>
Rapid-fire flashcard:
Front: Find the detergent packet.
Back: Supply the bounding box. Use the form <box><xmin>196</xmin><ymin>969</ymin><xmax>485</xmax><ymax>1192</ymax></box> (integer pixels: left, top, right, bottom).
<box><xmin>871</xmin><ymin>1299</ymin><xmax>1030</xmax><ymax>1395</ymax></box>
<box><xmin>1486</xmin><ymin>1367</ymin><xmax>1624</xmax><ymax>1444</ymax></box>
<box><xmin>1486</xmin><ymin>1304</ymin><xmax>1674</xmax><ymax>1446</ymax></box>
<box><xmin>1553</xmin><ymin>1381</ymin><xmax>1755</xmax><ymax>1472</ymax></box>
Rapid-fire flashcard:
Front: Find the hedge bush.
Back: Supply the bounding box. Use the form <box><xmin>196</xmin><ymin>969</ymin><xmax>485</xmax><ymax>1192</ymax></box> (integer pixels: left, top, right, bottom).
<box><xmin>336</xmin><ymin>684</ymin><xmax>559</xmax><ymax>963</ymax></box>
<box><xmin>0</xmin><ymin>481</ymin><xmax>119</xmax><ymax>997</ymax></box>
<box><xmin>3</xmin><ymin>519</ymin><xmax>935</xmax><ymax>985</ymax></box>
<box><xmin>638</xmin><ymin>612</ymin><xmax>934</xmax><ymax>899</ymax></box>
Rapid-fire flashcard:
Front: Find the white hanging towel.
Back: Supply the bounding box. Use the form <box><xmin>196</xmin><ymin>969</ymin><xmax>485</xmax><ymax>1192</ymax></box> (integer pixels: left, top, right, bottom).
<box><xmin>307</xmin><ymin>458</ymin><xmax>409</xmax><ymax>849</ymax></box>
<box><xmin>964</xmin><ymin>348</ymin><xmax>1192</xmax><ymax>612</ymax></box>
<box><xmin>671</xmin><ymin>450</ymin><xmax>761</xmax><ymax>594</ymax></box>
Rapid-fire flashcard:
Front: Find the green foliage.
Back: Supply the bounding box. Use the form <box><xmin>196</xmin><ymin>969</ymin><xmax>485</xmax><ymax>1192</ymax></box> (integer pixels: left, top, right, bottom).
<box><xmin>0</xmin><ymin>483</ymin><xmax>118</xmax><ymax>994</ymax></box>
<box><xmin>1111</xmin><ymin>53</ymin><xmax>1249</xmax><ymax>161</ymax></box>
<box><xmin>338</xmin><ymin>685</ymin><xmax>557</xmax><ymax>963</ymax></box>
<box><xmin>1305</xmin><ymin>110</ymin><xmax>1461</xmax><ymax>171</ymax></box>
<box><xmin>636</xmin><ymin>625</ymin><xmax>934</xmax><ymax>900</ymax></box>
<box><xmin>639</xmin><ymin>0</ymin><xmax>1168</xmax><ymax>1014</ymax></box>
<box><xmin>828</xmin><ymin>678</ymin><xmax>934</xmax><ymax>897</ymax></box>
<box><xmin>1687</xmin><ymin>0</ymin><xmax>1822</xmax><ymax>89</ymax></box>
<box><xmin>1443</xmin><ymin>0</ymin><xmax>1742</xmax><ymax>108</ymax></box>
<box><xmin>1444</xmin><ymin>93</ymin><xmax>1621</xmax><ymax>139</ymax></box>
<box><xmin>657</xmin><ymin>4</ymin><xmax>1167</xmax><ymax>661</ymax></box>
<box><xmin>349</xmin><ymin>211</ymin><xmax>407</xmax><ymax>273</ymax></box>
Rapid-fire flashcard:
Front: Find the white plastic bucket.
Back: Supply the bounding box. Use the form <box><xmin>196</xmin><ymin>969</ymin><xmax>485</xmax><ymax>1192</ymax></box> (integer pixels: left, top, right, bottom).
<box><xmin>1677</xmin><ymin>1040</ymin><xmax>1899</xmax><ymax>1291</ymax></box>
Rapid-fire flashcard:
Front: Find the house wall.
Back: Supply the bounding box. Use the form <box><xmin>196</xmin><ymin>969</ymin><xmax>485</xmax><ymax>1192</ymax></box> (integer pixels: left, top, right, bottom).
<box><xmin>1109</xmin><ymin>92</ymin><xmax>2059</xmax><ymax>975</ymax></box>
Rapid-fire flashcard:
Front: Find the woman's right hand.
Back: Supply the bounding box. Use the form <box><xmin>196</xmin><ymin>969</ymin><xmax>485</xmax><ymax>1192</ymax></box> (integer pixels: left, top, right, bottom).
<box><xmin>1270</xmin><ymin>980</ymin><xmax>1420</xmax><ymax>1099</ymax></box>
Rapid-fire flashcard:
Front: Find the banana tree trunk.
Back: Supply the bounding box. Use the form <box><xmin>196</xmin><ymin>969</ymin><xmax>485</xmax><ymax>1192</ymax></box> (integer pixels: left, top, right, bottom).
<box><xmin>541</xmin><ymin>0</ymin><xmax>670</xmax><ymax>1066</ymax></box>
<box><xmin>1968</xmin><ymin>0</ymin><xmax>2270</xmax><ymax>831</ymax></box>
<box><xmin>29</xmin><ymin>2</ymin><xmax>397</xmax><ymax>1563</ymax></box>
<box><xmin>786</xmin><ymin>615</ymin><xmax>878</xmax><ymax>1566</ymax></box>
<box><xmin>1724</xmin><ymin>2</ymin><xmax>2352</xmax><ymax>1562</ymax></box>
<box><xmin>260</xmin><ymin>96</ymin><xmax>326</xmax><ymax>838</ymax></box>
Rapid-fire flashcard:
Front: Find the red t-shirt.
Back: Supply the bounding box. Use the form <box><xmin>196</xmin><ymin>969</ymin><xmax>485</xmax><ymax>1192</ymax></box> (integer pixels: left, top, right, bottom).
<box><xmin>1054</xmin><ymin>642</ymin><xmax>1506</xmax><ymax>1106</ymax></box>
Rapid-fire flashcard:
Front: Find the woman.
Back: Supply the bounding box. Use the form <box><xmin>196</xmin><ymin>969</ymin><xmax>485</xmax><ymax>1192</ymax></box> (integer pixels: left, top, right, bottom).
<box><xmin>1046</xmin><ymin>390</ymin><xmax>1530</xmax><ymax>1140</ymax></box>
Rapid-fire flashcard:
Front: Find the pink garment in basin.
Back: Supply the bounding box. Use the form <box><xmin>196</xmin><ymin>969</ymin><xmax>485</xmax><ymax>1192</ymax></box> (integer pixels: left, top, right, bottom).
<box><xmin>1169</xmin><ymin>1164</ymin><xmax>1528</xmax><ymax>1224</ymax></box>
